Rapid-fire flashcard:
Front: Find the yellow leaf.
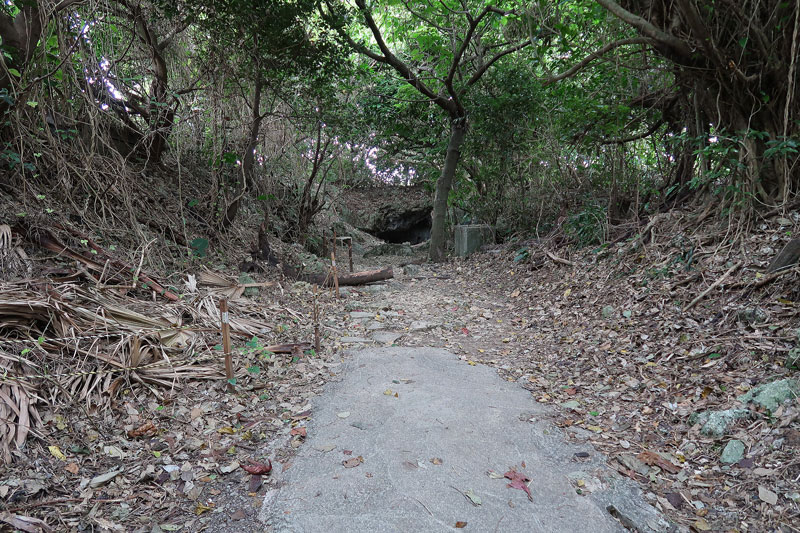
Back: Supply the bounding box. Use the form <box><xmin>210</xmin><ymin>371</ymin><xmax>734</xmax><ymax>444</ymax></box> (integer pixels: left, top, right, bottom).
<box><xmin>563</xmin><ymin>288</ymin><xmax>571</xmax><ymax>299</ymax></box>
<box><xmin>384</xmin><ymin>389</ymin><xmax>393</xmax><ymax>395</ymax></box>
<box><xmin>48</xmin><ymin>445</ymin><xmax>66</xmax><ymax>461</ymax></box>
<box><xmin>478</xmin><ymin>349</ymin><xmax>485</xmax><ymax>353</ymax></box>
<box><xmin>576</xmin><ymin>479</ymin><xmax>585</xmax><ymax>487</ymax></box>
<box><xmin>693</xmin><ymin>518</ymin><xmax>711</xmax><ymax>531</ymax></box>
<box><xmin>586</xmin><ymin>425</ymin><xmax>603</xmax><ymax>433</ymax></box>
<box><xmin>218</xmin><ymin>427</ymin><xmax>236</xmax><ymax>434</ymax></box>
<box><xmin>467</xmin><ymin>361</ymin><xmax>476</xmax><ymax>366</ymax></box>
<box><xmin>777</xmin><ymin>298</ymin><xmax>794</xmax><ymax>305</ymax></box>
<box><xmin>195</xmin><ymin>503</ymin><xmax>214</xmax><ymax>515</ymax></box>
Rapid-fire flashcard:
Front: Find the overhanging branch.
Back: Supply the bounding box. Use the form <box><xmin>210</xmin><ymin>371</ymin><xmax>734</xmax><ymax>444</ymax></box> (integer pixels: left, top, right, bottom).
<box><xmin>543</xmin><ymin>37</ymin><xmax>651</xmax><ymax>86</ymax></box>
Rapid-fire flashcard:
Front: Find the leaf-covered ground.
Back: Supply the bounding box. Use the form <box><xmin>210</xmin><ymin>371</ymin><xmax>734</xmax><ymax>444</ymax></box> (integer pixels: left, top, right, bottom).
<box><xmin>2</xmin><ymin>210</ymin><xmax>799</xmax><ymax>532</ymax></box>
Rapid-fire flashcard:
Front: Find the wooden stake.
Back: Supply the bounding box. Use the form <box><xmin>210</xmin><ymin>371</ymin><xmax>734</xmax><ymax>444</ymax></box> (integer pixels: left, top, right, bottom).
<box><xmin>322</xmin><ymin>230</ymin><xmax>327</xmax><ymax>258</ymax></box>
<box><xmin>313</xmin><ymin>286</ymin><xmax>321</xmax><ymax>353</ymax></box>
<box><xmin>348</xmin><ymin>237</ymin><xmax>353</xmax><ymax>272</ymax></box>
<box><xmin>219</xmin><ymin>298</ymin><xmax>235</xmax><ymax>392</ymax></box>
<box><xmin>330</xmin><ymin>251</ymin><xmax>340</xmax><ymax>298</ymax></box>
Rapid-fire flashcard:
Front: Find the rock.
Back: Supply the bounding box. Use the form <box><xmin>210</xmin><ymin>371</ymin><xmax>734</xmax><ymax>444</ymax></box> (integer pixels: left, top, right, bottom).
<box><xmin>403</xmin><ymin>264</ymin><xmax>421</xmax><ymax>277</ymax></box>
<box><xmin>349</xmin><ymin>311</ymin><xmax>374</xmax><ymax>320</ymax></box>
<box><xmin>738</xmin><ymin>379</ymin><xmax>800</xmax><ymax>412</ymax></box>
<box><xmin>786</xmin><ymin>348</ymin><xmax>800</xmax><ymax>370</ymax></box>
<box><xmin>366</xmin><ymin>321</ymin><xmax>385</xmax><ymax>331</ymax></box>
<box><xmin>370</xmin><ymin>331</ymin><xmax>403</xmax><ymax>345</ymax></box>
<box><xmin>409</xmin><ymin>321</ymin><xmax>440</xmax><ymax>332</ymax></box>
<box><xmin>601</xmin><ymin>305</ymin><xmax>615</xmax><ymax>319</ymax></box>
<box><xmin>737</xmin><ymin>307</ymin><xmax>768</xmax><ymax>324</ymax></box>
<box><xmin>689</xmin><ymin>409</ymin><xmax>751</xmax><ymax>437</ymax></box>
<box><xmin>364</xmin><ymin>242</ymin><xmax>414</xmax><ymax>258</ymax></box>
<box><xmin>618</xmin><ymin>454</ymin><xmax>650</xmax><ymax>476</ymax></box>
<box><xmin>339</xmin><ymin>337</ymin><xmax>372</xmax><ymax>344</ymax></box>
<box><xmin>238</xmin><ymin>273</ymin><xmax>259</xmax><ymax>297</ymax></box>
<box><xmin>720</xmin><ymin>440</ymin><xmax>745</xmax><ymax>464</ymax></box>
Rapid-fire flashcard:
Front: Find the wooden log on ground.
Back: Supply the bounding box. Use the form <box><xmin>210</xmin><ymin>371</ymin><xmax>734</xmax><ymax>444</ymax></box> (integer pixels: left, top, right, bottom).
<box><xmin>304</xmin><ymin>266</ymin><xmax>393</xmax><ymax>287</ymax></box>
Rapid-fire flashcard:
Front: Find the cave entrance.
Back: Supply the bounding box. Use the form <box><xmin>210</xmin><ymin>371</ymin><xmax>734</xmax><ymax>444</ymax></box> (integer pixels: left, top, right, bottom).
<box><xmin>377</xmin><ymin>216</ymin><xmax>431</xmax><ymax>244</ymax></box>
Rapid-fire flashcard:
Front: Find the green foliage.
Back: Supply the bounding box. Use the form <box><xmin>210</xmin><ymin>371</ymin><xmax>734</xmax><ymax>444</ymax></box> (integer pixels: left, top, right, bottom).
<box><xmin>565</xmin><ymin>203</ymin><xmax>607</xmax><ymax>246</ymax></box>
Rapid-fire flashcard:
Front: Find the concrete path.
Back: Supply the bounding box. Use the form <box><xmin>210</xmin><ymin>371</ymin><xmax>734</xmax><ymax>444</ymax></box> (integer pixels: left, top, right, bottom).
<box><xmin>259</xmin><ymin>347</ymin><xmax>674</xmax><ymax>532</ymax></box>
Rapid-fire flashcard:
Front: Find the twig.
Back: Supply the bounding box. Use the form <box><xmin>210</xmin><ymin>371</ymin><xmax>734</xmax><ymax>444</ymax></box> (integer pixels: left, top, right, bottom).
<box><xmin>683</xmin><ymin>261</ymin><xmax>742</xmax><ymax>312</ymax></box>
<box><xmin>546</xmin><ymin>251</ymin><xmax>575</xmax><ymax>267</ymax></box>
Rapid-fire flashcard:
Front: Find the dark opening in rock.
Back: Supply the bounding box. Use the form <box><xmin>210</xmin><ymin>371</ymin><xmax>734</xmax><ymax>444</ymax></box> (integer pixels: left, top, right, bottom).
<box><xmin>377</xmin><ymin>217</ymin><xmax>431</xmax><ymax>244</ymax></box>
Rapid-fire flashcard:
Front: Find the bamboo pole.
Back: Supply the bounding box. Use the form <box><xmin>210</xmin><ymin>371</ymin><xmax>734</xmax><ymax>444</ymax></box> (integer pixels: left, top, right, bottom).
<box><xmin>219</xmin><ymin>298</ymin><xmax>235</xmax><ymax>392</ymax></box>
<box><xmin>330</xmin><ymin>251</ymin><xmax>340</xmax><ymax>298</ymax></box>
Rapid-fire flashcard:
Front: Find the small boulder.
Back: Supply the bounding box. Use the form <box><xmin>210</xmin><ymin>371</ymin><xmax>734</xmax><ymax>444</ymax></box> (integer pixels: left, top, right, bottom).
<box><xmin>403</xmin><ymin>264</ymin><xmax>421</xmax><ymax>277</ymax></box>
<box><xmin>689</xmin><ymin>409</ymin><xmax>751</xmax><ymax>438</ymax></box>
<box><xmin>720</xmin><ymin>440</ymin><xmax>745</xmax><ymax>464</ymax></box>
<box><xmin>601</xmin><ymin>305</ymin><xmax>615</xmax><ymax>319</ymax></box>
<box><xmin>364</xmin><ymin>242</ymin><xmax>414</xmax><ymax>258</ymax></box>
<box><xmin>737</xmin><ymin>307</ymin><xmax>768</xmax><ymax>324</ymax></box>
<box><xmin>738</xmin><ymin>379</ymin><xmax>800</xmax><ymax>412</ymax></box>
<box><xmin>238</xmin><ymin>273</ymin><xmax>259</xmax><ymax>297</ymax></box>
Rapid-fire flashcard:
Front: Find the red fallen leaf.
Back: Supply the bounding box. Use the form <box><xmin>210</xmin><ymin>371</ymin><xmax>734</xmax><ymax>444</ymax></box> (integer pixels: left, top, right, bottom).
<box><xmin>127</xmin><ymin>421</ymin><xmax>157</xmax><ymax>438</ymax></box>
<box><xmin>290</xmin><ymin>427</ymin><xmax>307</xmax><ymax>437</ymax></box>
<box><xmin>461</xmin><ymin>327</ymin><xmax>469</xmax><ymax>335</ymax></box>
<box><xmin>343</xmin><ymin>450</ymin><xmax>353</xmax><ymax>455</ymax></box>
<box><xmin>504</xmin><ymin>469</ymin><xmax>533</xmax><ymax>501</ymax></box>
<box><xmin>564</xmin><ymin>387</ymin><xmax>577</xmax><ymax>396</ymax></box>
<box><xmin>241</xmin><ymin>459</ymin><xmax>272</xmax><ymax>475</ymax></box>
<box><xmin>455</xmin><ymin>521</ymin><xmax>467</xmax><ymax>528</ymax></box>
<box><xmin>636</xmin><ymin>451</ymin><xmax>681</xmax><ymax>474</ymax></box>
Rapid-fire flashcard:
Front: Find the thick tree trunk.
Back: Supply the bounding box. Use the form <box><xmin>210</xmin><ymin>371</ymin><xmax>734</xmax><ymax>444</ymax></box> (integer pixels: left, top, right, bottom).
<box><xmin>429</xmin><ymin>119</ymin><xmax>466</xmax><ymax>262</ymax></box>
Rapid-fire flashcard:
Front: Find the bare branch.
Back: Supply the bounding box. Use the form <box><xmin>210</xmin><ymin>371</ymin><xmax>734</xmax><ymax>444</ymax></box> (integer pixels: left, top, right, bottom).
<box><xmin>596</xmin><ymin>0</ymin><xmax>692</xmax><ymax>58</ymax></box>
<box><xmin>462</xmin><ymin>38</ymin><xmax>531</xmax><ymax>91</ymax></box>
<box><xmin>543</xmin><ymin>37</ymin><xmax>651</xmax><ymax>86</ymax></box>
<box><xmin>601</xmin><ymin>119</ymin><xmax>665</xmax><ymax>144</ymax></box>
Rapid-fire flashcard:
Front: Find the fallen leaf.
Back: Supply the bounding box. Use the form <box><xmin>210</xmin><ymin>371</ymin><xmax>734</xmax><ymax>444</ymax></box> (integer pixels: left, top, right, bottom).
<box><xmin>758</xmin><ymin>486</ymin><xmax>778</xmax><ymax>505</ymax></box>
<box><xmin>241</xmin><ymin>460</ymin><xmax>272</xmax><ymax>475</ymax></box>
<box><xmin>464</xmin><ymin>489</ymin><xmax>482</xmax><ymax>506</ymax></box>
<box><xmin>455</xmin><ymin>521</ymin><xmax>467</xmax><ymax>528</ymax></box>
<box><xmin>693</xmin><ymin>518</ymin><xmax>711</xmax><ymax>531</ymax></box>
<box><xmin>249</xmin><ymin>474</ymin><xmax>263</xmax><ymax>492</ymax></box>
<box><xmin>342</xmin><ymin>456</ymin><xmax>363</xmax><ymax>468</ymax></box>
<box><xmin>430</xmin><ymin>457</ymin><xmax>443</xmax><ymax>465</ymax></box>
<box><xmin>48</xmin><ymin>445</ymin><xmax>66</xmax><ymax>461</ymax></box>
<box><xmin>195</xmin><ymin>502</ymin><xmax>214</xmax><ymax>515</ymax></box>
<box><xmin>504</xmin><ymin>469</ymin><xmax>533</xmax><ymax>501</ymax></box>
<box><xmin>220</xmin><ymin>461</ymin><xmax>240</xmax><ymax>474</ymax></box>
<box><xmin>290</xmin><ymin>427</ymin><xmax>307</xmax><ymax>437</ymax></box>
<box><xmin>65</xmin><ymin>462</ymin><xmax>79</xmax><ymax>475</ymax></box>
<box><xmin>127</xmin><ymin>421</ymin><xmax>157</xmax><ymax>438</ymax></box>
<box><xmin>637</xmin><ymin>451</ymin><xmax>681</xmax><ymax>474</ymax></box>
<box><xmin>217</xmin><ymin>426</ymin><xmax>236</xmax><ymax>435</ymax></box>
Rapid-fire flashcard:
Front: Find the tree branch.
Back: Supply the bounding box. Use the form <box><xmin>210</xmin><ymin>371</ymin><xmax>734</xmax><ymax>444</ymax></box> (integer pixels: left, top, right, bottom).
<box><xmin>462</xmin><ymin>37</ymin><xmax>531</xmax><ymax>91</ymax></box>
<box><xmin>596</xmin><ymin>0</ymin><xmax>692</xmax><ymax>58</ymax></box>
<box><xmin>601</xmin><ymin>119</ymin><xmax>665</xmax><ymax>144</ymax></box>
<box><xmin>543</xmin><ymin>37</ymin><xmax>651</xmax><ymax>86</ymax></box>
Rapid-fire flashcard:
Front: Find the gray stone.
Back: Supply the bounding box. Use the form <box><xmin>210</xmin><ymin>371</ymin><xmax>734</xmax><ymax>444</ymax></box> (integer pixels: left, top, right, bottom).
<box><xmin>786</xmin><ymin>348</ymin><xmax>800</xmax><ymax>370</ymax></box>
<box><xmin>238</xmin><ymin>273</ymin><xmax>259</xmax><ymax>297</ymax></box>
<box><xmin>738</xmin><ymin>379</ymin><xmax>800</xmax><ymax>412</ymax></box>
<box><xmin>366</xmin><ymin>321</ymin><xmax>385</xmax><ymax>331</ymax></box>
<box><xmin>602</xmin><ymin>305</ymin><xmax>616</xmax><ymax>319</ymax></box>
<box><xmin>339</xmin><ymin>337</ymin><xmax>373</xmax><ymax>344</ymax></box>
<box><xmin>403</xmin><ymin>264</ymin><xmax>421</xmax><ymax>277</ymax></box>
<box><xmin>370</xmin><ymin>331</ymin><xmax>403</xmax><ymax>345</ymax></box>
<box><xmin>364</xmin><ymin>242</ymin><xmax>414</xmax><ymax>258</ymax></box>
<box><xmin>737</xmin><ymin>307</ymin><xmax>768</xmax><ymax>324</ymax></box>
<box><xmin>409</xmin><ymin>320</ymin><xmax>440</xmax><ymax>332</ymax></box>
<box><xmin>720</xmin><ymin>440</ymin><xmax>745</xmax><ymax>464</ymax></box>
<box><xmin>349</xmin><ymin>311</ymin><xmax>374</xmax><ymax>319</ymax></box>
<box><xmin>259</xmin><ymin>347</ymin><xmax>672</xmax><ymax>532</ymax></box>
<box><xmin>454</xmin><ymin>224</ymin><xmax>494</xmax><ymax>258</ymax></box>
<box><xmin>689</xmin><ymin>409</ymin><xmax>751</xmax><ymax>437</ymax></box>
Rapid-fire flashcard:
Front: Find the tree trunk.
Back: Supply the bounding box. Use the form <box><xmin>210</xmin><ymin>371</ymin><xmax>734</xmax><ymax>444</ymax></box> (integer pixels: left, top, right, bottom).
<box><xmin>429</xmin><ymin>119</ymin><xmax>466</xmax><ymax>262</ymax></box>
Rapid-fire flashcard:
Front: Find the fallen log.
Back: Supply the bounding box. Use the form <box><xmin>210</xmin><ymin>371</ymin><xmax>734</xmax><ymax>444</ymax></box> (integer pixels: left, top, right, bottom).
<box><xmin>304</xmin><ymin>266</ymin><xmax>393</xmax><ymax>287</ymax></box>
